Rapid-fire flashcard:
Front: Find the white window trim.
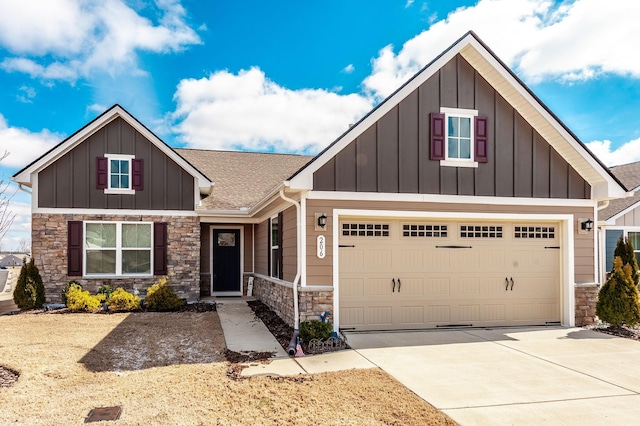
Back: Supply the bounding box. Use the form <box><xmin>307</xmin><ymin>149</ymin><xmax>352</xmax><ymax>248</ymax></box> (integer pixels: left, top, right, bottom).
<box><xmin>440</xmin><ymin>107</ymin><xmax>478</xmax><ymax>168</ymax></box>
<box><xmin>104</xmin><ymin>153</ymin><xmax>135</xmax><ymax>195</ymax></box>
<box><xmin>84</xmin><ymin>221</ymin><xmax>153</xmax><ymax>277</ymax></box>
<box><xmin>270</xmin><ymin>215</ymin><xmax>279</xmax><ymax>278</ymax></box>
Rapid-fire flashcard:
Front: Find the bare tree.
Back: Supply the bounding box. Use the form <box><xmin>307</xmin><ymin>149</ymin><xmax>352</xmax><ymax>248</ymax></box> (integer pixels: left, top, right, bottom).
<box><xmin>0</xmin><ymin>150</ymin><xmax>16</xmax><ymax>247</ymax></box>
<box><xmin>17</xmin><ymin>238</ymin><xmax>30</xmax><ymax>254</ymax></box>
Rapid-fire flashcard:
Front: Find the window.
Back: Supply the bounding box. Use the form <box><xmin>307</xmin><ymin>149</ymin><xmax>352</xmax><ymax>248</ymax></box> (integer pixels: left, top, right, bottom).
<box><xmin>629</xmin><ymin>232</ymin><xmax>640</xmax><ymax>267</ymax></box>
<box><xmin>96</xmin><ymin>155</ymin><xmax>143</xmax><ymax>193</ymax></box>
<box><xmin>430</xmin><ymin>108</ymin><xmax>488</xmax><ymax>167</ymax></box>
<box><xmin>84</xmin><ymin>222</ymin><xmax>152</xmax><ymax>276</ymax></box>
<box><xmin>342</xmin><ymin>223</ymin><xmax>390</xmax><ymax>237</ymax></box>
<box><xmin>270</xmin><ymin>215</ymin><xmax>281</xmax><ymax>279</ymax></box>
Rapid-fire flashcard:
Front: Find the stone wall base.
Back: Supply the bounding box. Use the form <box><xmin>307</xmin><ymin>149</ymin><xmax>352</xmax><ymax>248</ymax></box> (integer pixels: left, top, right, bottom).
<box><xmin>251</xmin><ymin>275</ymin><xmax>334</xmax><ymax>328</ymax></box>
<box><xmin>575</xmin><ymin>283</ymin><xmax>600</xmax><ymax>326</ymax></box>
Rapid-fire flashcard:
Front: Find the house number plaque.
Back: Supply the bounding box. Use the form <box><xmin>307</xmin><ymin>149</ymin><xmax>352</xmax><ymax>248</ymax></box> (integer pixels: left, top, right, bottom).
<box><xmin>316</xmin><ymin>235</ymin><xmax>326</xmax><ymax>259</ymax></box>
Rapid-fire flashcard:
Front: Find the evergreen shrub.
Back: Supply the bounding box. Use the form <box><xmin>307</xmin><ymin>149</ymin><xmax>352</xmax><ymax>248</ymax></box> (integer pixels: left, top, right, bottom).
<box><xmin>145</xmin><ymin>276</ymin><xmax>186</xmax><ymax>312</ymax></box>
<box><xmin>613</xmin><ymin>235</ymin><xmax>639</xmax><ymax>285</ymax></box>
<box><xmin>299</xmin><ymin>320</ymin><xmax>333</xmax><ymax>342</ymax></box>
<box><xmin>13</xmin><ymin>258</ymin><xmax>45</xmax><ymax>310</ymax></box>
<box><xmin>66</xmin><ymin>284</ymin><xmax>104</xmax><ymax>312</ymax></box>
<box><xmin>61</xmin><ymin>280</ymin><xmax>82</xmax><ymax>305</ymax></box>
<box><xmin>107</xmin><ymin>287</ymin><xmax>141</xmax><ymax>312</ymax></box>
<box><xmin>96</xmin><ymin>285</ymin><xmax>115</xmax><ymax>302</ymax></box>
<box><xmin>597</xmin><ymin>256</ymin><xmax>640</xmax><ymax>327</ymax></box>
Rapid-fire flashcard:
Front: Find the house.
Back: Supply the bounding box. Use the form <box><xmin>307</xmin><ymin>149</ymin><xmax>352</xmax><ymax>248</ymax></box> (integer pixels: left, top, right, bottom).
<box><xmin>12</xmin><ymin>31</ymin><xmax>629</xmax><ymax>331</ymax></box>
<box><xmin>598</xmin><ymin>160</ymin><xmax>640</xmax><ymax>281</ymax></box>
<box><xmin>0</xmin><ymin>254</ymin><xmax>24</xmax><ymax>268</ymax></box>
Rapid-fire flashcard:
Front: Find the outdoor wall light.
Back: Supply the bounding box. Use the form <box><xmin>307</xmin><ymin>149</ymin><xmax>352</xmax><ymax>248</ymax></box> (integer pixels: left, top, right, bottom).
<box><xmin>581</xmin><ymin>218</ymin><xmax>594</xmax><ymax>232</ymax></box>
<box><xmin>315</xmin><ymin>213</ymin><xmax>328</xmax><ymax>231</ymax></box>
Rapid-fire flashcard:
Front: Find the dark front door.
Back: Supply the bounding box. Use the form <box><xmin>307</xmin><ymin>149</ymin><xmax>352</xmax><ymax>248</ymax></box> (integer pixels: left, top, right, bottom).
<box><xmin>213</xmin><ymin>229</ymin><xmax>241</xmax><ymax>293</ymax></box>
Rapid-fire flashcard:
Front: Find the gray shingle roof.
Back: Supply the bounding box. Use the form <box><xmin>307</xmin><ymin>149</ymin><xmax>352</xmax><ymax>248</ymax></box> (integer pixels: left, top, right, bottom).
<box><xmin>175</xmin><ymin>149</ymin><xmax>312</xmax><ymax>211</ymax></box>
<box><xmin>601</xmin><ymin>161</ymin><xmax>640</xmax><ymax>220</ymax></box>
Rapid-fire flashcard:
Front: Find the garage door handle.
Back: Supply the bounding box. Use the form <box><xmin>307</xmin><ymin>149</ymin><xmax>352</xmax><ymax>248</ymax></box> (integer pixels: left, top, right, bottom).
<box><xmin>505</xmin><ymin>277</ymin><xmax>509</xmax><ymax>291</ymax></box>
<box><xmin>397</xmin><ymin>278</ymin><xmax>401</xmax><ymax>293</ymax></box>
<box><xmin>510</xmin><ymin>277</ymin><xmax>514</xmax><ymax>291</ymax></box>
<box><xmin>392</xmin><ymin>278</ymin><xmax>396</xmax><ymax>293</ymax></box>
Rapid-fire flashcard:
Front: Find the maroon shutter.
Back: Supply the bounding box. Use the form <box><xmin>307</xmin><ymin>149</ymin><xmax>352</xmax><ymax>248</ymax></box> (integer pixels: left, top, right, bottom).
<box><xmin>96</xmin><ymin>157</ymin><xmax>108</xmax><ymax>189</ymax></box>
<box><xmin>153</xmin><ymin>222</ymin><xmax>168</xmax><ymax>275</ymax></box>
<box><xmin>277</xmin><ymin>211</ymin><xmax>284</xmax><ymax>280</ymax></box>
<box><xmin>474</xmin><ymin>116</ymin><xmax>489</xmax><ymax>163</ymax></box>
<box><xmin>430</xmin><ymin>112</ymin><xmax>446</xmax><ymax>160</ymax></box>
<box><xmin>68</xmin><ymin>221</ymin><xmax>83</xmax><ymax>276</ymax></box>
<box><xmin>132</xmin><ymin>158</ymin><xmax>143</xmax><ymax>190</ymax></box>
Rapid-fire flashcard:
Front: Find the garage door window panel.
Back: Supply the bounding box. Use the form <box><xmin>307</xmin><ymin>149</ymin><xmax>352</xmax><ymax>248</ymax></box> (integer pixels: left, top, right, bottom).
<box><xmin>341</xmin><ymin>223</ymin><xmax>390</xmax><ymax>237</ymax></box>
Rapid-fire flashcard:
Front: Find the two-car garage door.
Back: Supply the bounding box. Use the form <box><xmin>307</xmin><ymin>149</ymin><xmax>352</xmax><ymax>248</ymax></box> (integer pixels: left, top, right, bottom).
<box><xmin>339</xmin><ymin>219</ymin><xmax>561</xmax><ymax>330</ymax></box>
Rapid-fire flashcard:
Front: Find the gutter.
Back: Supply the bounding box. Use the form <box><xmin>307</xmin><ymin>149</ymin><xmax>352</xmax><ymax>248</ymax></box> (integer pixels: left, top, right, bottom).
<box><xmin>278</xmin><ymin>188</ymin><xmax>302</xmax><ymax>355</ymax></box>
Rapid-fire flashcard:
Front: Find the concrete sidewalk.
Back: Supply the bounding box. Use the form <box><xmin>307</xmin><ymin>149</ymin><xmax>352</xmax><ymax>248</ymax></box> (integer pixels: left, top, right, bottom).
<box><xmin>214</xmin><ymin>297</ymin><xmax>375</xmax><ymax>377</ymax></box>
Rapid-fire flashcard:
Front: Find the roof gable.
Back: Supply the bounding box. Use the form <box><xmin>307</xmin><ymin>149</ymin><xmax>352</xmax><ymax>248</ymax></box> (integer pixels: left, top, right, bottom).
<box><xmin>12</xmin><ymin>104</ymin><xmax>212</xmax><ymax>193</ymax></box>
<box><xmin>287</xmin><ymin>31</ymin><xmax>627</xmax><ymax>201</ymax></box>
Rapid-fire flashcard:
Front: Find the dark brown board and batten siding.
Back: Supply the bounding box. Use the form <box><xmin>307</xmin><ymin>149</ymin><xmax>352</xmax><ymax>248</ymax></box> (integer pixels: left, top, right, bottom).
<box><xmin>39</xmin><ymin>117</ymin><xmax>195</xmax><ymax>210</ymax></box>
<box><xmin>313</xmin><ymin>54</ymin><xmax>590</xmax><ymax>199</ymax></box>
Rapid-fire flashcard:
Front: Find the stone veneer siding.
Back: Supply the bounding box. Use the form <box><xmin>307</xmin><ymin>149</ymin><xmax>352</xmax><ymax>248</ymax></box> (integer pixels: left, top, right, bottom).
<box><xmin>251</xmin><ymin>275</ymin><xmax>334</xmax><ymax>327</ymax></box>
<box><xmin>575</xmin><ymin>283</ymin><xmax>600</xmax><ymax>326</ymax></box>
<box><xmin>32</xmin><ymin>213</ymin><xmax>200</xmax><ymax>303</ymax></box>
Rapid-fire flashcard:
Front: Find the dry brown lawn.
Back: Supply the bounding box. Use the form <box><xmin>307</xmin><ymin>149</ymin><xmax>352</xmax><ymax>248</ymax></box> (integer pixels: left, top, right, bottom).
<box><xmin>0</xmin><ymin>311</ymin><xmax>456</xmax><ymax>425</ymax></box>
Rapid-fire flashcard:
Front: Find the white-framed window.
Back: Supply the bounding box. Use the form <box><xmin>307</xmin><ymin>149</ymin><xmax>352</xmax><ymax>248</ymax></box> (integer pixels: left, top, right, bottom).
<box><xmin>84</xmin><ymin>221</ymin><xmax>153</xmax><ymax>276</ymax></box>
<box><xmin>440</xmin><ymin>107</ymin><xmax>478</xmax><ymax>168</ymax></box>
<box><xmin>270</xmin><ymin>216</ymin><xmax>280</xmax><ymax>278</ymax></box>
<box><xmin>105</xmin><ymin>154</ymin><xmax>134</xmax><ymax>194</ymax></box>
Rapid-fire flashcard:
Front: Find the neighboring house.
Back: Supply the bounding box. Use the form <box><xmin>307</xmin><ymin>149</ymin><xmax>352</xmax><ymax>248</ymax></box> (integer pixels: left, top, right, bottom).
<box><xmin>12</xmin><ymin>32</ymin><xmax>629</xmax><ymax>331</ymax></box>
<box><xmin>598</xmin><ymin>160</ymin><xmax>640</xmax><ymax>281</ymax></box>
<box><xmin>0</xmin><ymin>254</ymin><xmax>24</xmax><ymax>268</ymax></box>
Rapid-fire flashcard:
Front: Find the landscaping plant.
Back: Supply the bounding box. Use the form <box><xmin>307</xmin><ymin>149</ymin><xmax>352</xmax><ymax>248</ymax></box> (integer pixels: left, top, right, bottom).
<box><xmin>61</xmin><ymin>280</ymin><xmax>81</xmax><ymax>305</ymax></box>
<box><xmin>613</xmin><ymin>235</ymin><xmax>639</xmax><ymax>285</ymax></box>
<box><xmin>96</xmin><ymin>285</ymin><xmax>115</xmax><ymax>302</ymax></box>
<box><xmin>597</xmin><ymin>256</ymin><xmax>640</xmax><ymax>327</ymax></box>
<box><xmin>106</xmin><ymin>287</ymin><xmax>141</xmax><ymax>311</ymax></box>
<box><xmin>13</xmin><ymin>258</ymin><xmax>45</xmax><ymax>310</ymax></box>
<box><xmin>299</xmin><ymin>320</ymin><xmax>333</xmax><ymax>342</ymax></box>
<box><xmin>145</xmin><ymin>276</ymin><xmax>186</xmax><ymax>311</ymax></box>
<box><xmin>65</xmin><ymin>283</ymin><xmax>104</xmax><ymax>312</ymax></box>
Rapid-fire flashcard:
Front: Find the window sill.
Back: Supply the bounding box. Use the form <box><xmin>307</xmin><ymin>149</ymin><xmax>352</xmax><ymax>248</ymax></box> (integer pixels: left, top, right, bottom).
<box><xmin>83</xmin><ymin>274</ymin><xmax>153</xmax><ymax>279</ymax></box>
<box><xmin>440</xmin><ymin>160</ymin><xmax>478</xmax><ymax>168</ymax></box>
<box><xmin>104</xmin><ymin>189</ymin><xmax>135</xmax><ymax>195</ymax></box>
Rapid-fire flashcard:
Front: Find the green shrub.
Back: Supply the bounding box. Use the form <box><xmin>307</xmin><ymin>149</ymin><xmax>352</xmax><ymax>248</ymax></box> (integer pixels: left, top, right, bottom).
<box><xmin>299</xmin><ymin>320</ymin><xmax>333</xmax><ymax>342</ymax></box>
<box><xmin>597</xmin><ymin>256</ymin><xmax>640</xmax><ymax>327</ymax></box>
<box><xmin>107</xmin><ymin>287</ymin><xmax>141</xmax><ymax>312</ymax></box>
<box><xmin>613</xmin><ymin>235</ymin><xmax>639</xmax><ymax>285</ymax></box>
<box><xmin>61</xmin><ymin>280</ymin><xmax>82</xmax><ymax>305</ymax></box>
<box><xmin>96</xmin><ymin>285</ymin><xmax>115</xmax><ymax>302</ymax></box>
<box><xmin>13</xmin><ymin>258</ymin><xmax>45</xmax><ymax>310</ymax></box>
<box><xmin>145</xmin><ymin>277</ymin><xmax>186</xmax><ymax>312</ymax></box>
<box><xmin>66</xmin><ymin>284</ymin><xmax>104</xmax><ymax>312</ymax></box>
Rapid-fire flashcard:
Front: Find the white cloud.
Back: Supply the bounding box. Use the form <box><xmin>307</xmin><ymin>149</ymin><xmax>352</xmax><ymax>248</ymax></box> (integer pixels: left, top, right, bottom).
<box><xmin>585</xmin><ymin>139</ymin><xmax>640</xmax><ymax>167</ymax></box>
<box><xmin>0</xmin><ymin>0</ymin><xmax>201</xmax><ymax>82</ymax></box>
<box><xmin>363</xmin><ymin>0</ymin><xmax>640</xmax><ymax>99</ymax></box>
<box><xmin>172</xmin><ymin>67</ymin><xmax>374</xmax><ymax>153</ymax></box>
<box><xmin>0</xmin><ymin>115</ymin><xmax>62</xmax><ymax>169</ymax></box>
<box><xmin>343</xmin><ymin>64</ymin><xmax>355</xmax><ymax>74</ymax></box>
<box><xmin>16</xmin><ymin>86</ymin><xmax>36</xmax><ymax>104</ymax></box>
<box><xmin>0</xmin><ymin>198</ymin><xmax>31</xmax><ymax>252</ymax></box>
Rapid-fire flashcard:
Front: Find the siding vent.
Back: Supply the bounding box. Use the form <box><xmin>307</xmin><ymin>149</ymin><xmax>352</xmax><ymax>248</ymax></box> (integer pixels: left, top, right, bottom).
<box><xmin>342</xmin><ymin>223</ymin><xmax>390</xmax><ymax>237</ymax></box>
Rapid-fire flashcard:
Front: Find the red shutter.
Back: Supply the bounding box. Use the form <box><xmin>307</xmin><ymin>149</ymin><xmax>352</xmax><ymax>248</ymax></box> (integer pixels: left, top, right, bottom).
<box><xmin>277</xmin><ymin>211</ymin><xmax>284</xmax><ymax>280</ymax></box>
<box><xmin>430</xmin><ymin>112</ymin><xmax>446</xmax><ymax>160</ymax></box>
<box><xmin>153</xmin><ymin>222</ymin><xmax>168</xmax><ymax>275</ymax></box>
<box><xmin>474</xmin><ymin>116</ymin><xmax>489</xmax><ymax>163</ymax></box>
<box><xmin>96</xmin><ymin>157</ymin><xmax>108</xmax><ymax>189</ymax></box>
<box><xmin>132</xmin><ymin>158</ymin><xmax>143</xmax><ymax>190</ymax></box>
<box><xmin>68</xmin><ymin>221</ymin><xmax>83</xmax><ymax>276</ymax></box>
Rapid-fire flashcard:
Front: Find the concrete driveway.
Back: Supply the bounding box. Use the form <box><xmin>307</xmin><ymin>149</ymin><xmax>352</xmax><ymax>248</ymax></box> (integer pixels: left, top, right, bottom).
<box><xmin>344</xmin><ymin>327</ymin><xmax>640</xmax><ymax>425</ymax></box>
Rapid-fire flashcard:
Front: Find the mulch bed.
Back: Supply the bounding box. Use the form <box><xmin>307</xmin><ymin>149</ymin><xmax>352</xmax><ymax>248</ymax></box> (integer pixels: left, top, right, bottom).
<box><xmin>247</xmin><ymin>300</ymin><xmax>294</xmax><ymax>350</ymax></box>
<box><xmin>592</xmin><ymin>325</ymin><xmax>640</xmax><ymax>340</ymax></box>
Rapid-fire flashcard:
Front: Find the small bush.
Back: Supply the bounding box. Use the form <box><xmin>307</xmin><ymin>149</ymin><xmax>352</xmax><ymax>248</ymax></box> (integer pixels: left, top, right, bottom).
<box><xmin>613</xmin><ymin>235</ymin><xmax>639</xmax><ymax>285</ymax></box>
<box><xmin>13</xmin><ymin>258</ymin><xmax>45</xmax><ymax>310</ymax></box>
<box><xmin>145</xmin><ymin>277</ymin><xmax>186</xmax><ymax>312</ymax></box>
<box><xmin>299</xmin><ymin>320</ymin><xmax>333</xmax><ymax>342</ymax></box>
<box><xmin>66</xmin><ymin>284</ymin><xmax>105</xmax><ymax>312</ymax></box>
<box><xmin>597</xmin><ymin>256</ymin><xmax>640</xmax><ymax>327</ymax></box>
<box><xmin>96</xmin><ymin>285</ymin><xmax>115</xmax><ymax>302</ymax></box>
<box><xmin>107</xmin><ymin>287</ymin><xmax>141</xmax><ymax>312</ymax></box>
<box><xmin>61</xmin><ymin>280</ymin><xmax>82</xmax><ymax>305</ymax></box>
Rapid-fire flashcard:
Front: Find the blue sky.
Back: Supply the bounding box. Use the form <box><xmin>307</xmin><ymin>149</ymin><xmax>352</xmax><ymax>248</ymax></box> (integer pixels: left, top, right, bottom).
<box><xmin>1</xmin><ymin>0</ymin><xmax>640</xmax><ymax>250</ymax></box>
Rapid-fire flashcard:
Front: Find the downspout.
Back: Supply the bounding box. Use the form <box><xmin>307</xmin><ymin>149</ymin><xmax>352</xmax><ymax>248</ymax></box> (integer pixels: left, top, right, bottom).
<box><xmin>279</xmin><ymin>188</ymin><xmax>301</xmax><ymax>355</ymax></box>
<box><xmin>17</xmin><ymin>183</ymin><xmax>32</xmax><ymax>194</ymax></box>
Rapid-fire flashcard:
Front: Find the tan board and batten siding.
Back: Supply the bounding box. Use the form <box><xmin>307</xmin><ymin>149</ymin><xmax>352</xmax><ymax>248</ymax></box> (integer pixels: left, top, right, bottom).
<box><xmin>39</xmin><ymin>117</ymin><xmax>195</xmax><ymax>210</ymax></box>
